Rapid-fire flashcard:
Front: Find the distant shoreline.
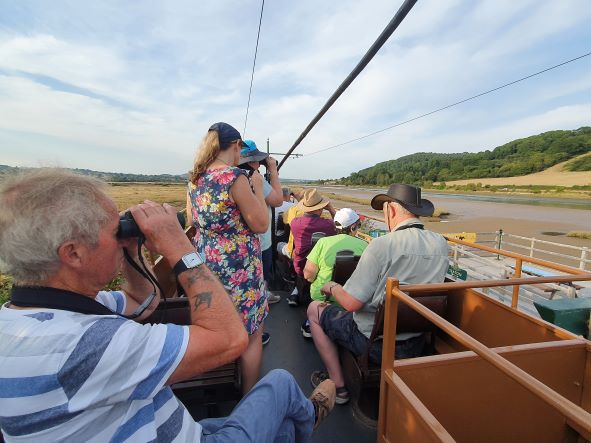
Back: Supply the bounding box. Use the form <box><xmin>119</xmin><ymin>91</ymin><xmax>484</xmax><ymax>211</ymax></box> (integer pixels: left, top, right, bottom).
<box><xmin>292</xmin><ymin>183</ymin><xmax>591</xmax><ymax>202</ymax></box>
<box><xmin>423</xmin><ymin>188</ymin><xmax>591</xmax><ymax>200</ymax></box>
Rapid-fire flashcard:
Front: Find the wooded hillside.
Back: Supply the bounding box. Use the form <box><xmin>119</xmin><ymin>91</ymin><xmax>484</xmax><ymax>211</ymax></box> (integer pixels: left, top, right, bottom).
<box><xmin>0</xmin><ymin>165</ymin><xmax>186</xmax><ymax>183</ymax></box>
<box><xmin>335</xmin><ymin>127</ymin><xmax>591</xmax><ymax>186</ymax></box>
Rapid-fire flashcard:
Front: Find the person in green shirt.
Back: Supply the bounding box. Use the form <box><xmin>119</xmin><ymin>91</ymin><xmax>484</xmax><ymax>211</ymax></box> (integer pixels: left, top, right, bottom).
<box><xmin>300</xmin><ymin>208</ymin><xmax>367</xmax><ymax>339</ymax></box>
<box><xmin>304</xmin><ymin>208</ymin><xmax>368</xmax><ymax>305</ymax></box>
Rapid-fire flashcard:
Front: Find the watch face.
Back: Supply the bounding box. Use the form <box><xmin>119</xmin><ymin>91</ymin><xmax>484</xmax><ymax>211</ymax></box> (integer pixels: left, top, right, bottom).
<box><xmin>182</xmin><ymin>252</ymin><xmax>204</xmax><ymax>268</ymax></box>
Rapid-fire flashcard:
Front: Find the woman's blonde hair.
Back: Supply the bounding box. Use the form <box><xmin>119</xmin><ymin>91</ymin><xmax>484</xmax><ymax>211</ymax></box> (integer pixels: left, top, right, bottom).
<box><xmin>190</xmin><ymin>130</ymin><xmax>223</xmax><ymax>183</ymax></box>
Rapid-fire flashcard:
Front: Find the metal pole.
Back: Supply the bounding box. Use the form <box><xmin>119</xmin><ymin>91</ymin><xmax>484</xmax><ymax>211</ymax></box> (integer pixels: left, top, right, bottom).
<box><xmin>580</xmin><ymin>247</ymin><xmax>588</xmax><ymax>271</ymax></box>
<box><xmin>496</xmin><ymin>228</ymin><xmax>503</xmax><ymax>260</ymax></box>
<box><xmin>267</xmin><ymin>137</ymin><xmax>278</xmax><ymax>288</ymax></box>
<box><xmin>529</xmin><ymin>238</ymin><xmax>535</xmax><ymax>258</ymax></box>
<box><xmin>277</xmin><ymin>0</ymin><xmax>418</xmax><ymax>170</ymax></box>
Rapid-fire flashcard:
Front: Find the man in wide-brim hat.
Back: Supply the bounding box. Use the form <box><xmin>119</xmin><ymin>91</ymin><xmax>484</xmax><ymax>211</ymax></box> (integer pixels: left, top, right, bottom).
<box><xmin>370</xmin><ymin>183</ymin><xmax>435</xmax><ymax>218</ymax></box>
<box><xmin>306</xmin><ymin>183</ymin><xmax>450</xmax><ymax>405</ymax></box>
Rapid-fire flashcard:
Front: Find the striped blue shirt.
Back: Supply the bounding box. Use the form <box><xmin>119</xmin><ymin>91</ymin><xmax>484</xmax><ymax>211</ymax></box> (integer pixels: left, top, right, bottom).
<box><xmin>0</xmin><ymin>291</ymin><xmax>199</xmax><ymax>442</ymax></box>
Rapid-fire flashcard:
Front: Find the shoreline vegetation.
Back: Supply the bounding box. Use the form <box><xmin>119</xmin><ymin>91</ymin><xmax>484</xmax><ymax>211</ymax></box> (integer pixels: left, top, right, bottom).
<box><xmin>328</xmin><ymin>127</ymin><xmax>591</xmax><ymax>186</ymax></box>
<box><xmin>306</xmin><ymin>183</ymin><xmax>591</xmax><ymax>200</ymax></box>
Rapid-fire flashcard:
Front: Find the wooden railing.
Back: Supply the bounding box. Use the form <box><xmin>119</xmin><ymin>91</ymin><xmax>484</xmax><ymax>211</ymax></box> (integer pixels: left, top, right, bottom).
<box><xmin>378</xmin><ymin>277</ymin><xmax>591</xmax><ymax>442</ymax></box>
<box><xmin>446</xmin><ymin>236</ymin><xmax>588</xmax><ymax>307</ymax></box>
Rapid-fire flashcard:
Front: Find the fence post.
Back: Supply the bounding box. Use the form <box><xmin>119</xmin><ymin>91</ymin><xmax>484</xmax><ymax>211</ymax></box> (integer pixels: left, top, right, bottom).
<box><xmin>581</xmin><ymin>247</ymin><xmax>588</xmax><ymax>271</ymax></box>
<box><xmin>512</xmin><ymin>258</ymin><xmax>522</xmax><ymax>309</ymax></box>
<box><xmin>529</xmin><ymin>238</ymin><xmax>536</xmax><ymax>258</ymax></box>
<box><xmin>496</xmin><ymin>229</ymin><xmax>503</xmax><ymax>260</ymax></box>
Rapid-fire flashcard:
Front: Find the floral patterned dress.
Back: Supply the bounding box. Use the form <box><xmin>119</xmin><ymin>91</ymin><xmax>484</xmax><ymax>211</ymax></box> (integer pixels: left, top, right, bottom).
<box><xmin>188</xmin><ymin>166</ymin><xmax>268</xmax><ymax>334</ymax></box>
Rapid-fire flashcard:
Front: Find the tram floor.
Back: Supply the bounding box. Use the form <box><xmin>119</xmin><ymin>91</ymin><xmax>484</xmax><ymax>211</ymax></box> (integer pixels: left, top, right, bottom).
<box><xmin>183</xmin><ymin>290</ymin><xmax>376</xmax><ymax>442</ymax></box>
<box><xmin>261</xmin><ymin>291</ymin><xmax>376</xmax><ymax>442</ymax></box>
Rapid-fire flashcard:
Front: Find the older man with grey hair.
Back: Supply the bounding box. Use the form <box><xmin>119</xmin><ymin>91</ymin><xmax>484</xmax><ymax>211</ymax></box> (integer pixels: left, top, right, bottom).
<box><xmin>0</xmin><ymin>169</ymin><xmax>335</xmax><ymax>442</ymax></box>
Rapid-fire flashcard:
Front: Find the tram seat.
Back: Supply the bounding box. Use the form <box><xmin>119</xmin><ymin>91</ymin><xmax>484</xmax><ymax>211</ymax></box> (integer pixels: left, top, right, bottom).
<box><xmin>331</xmin><ymin>249</ymin><xmax>361</xmax><ymax>285</ymax></box>
<box><xmin>145</xmin><ymin>226</ymin><xmax>242</xmax><ymax>407</ymax></box>
<box><xmin>340</xmin><ymin>293</ymin><xmax>448</xmax><ymax>427</ymax></box>
<box><xmin>275</xmin><ymin>212</ymin><xmax>290</xmax><ymax>243</ymax></box>
<box><xmin>310</xmin><ymin>231</ymin><xmax>327</xmax><ymax>247</ymax></box>
<box><xmin>291</xmin><ymin>232</ymin><xmax>330</xmax><ymax>306</ymax></box>
<box><xmin>142</xmin><ymin>298</ymin><xmax>242</xmax><ymax>405</ymax></box>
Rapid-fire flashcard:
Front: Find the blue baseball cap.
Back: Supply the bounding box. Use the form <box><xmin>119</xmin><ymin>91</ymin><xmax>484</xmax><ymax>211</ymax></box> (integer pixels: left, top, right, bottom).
<box><xmin>240</xmin><ymin>139</ymin><xmax>269</xmax><ymax>163</ymax></box>
<box><xmin>208</xmin><ymin>122</ymin><xmax>247</xmax><ymax>148</ymax></box>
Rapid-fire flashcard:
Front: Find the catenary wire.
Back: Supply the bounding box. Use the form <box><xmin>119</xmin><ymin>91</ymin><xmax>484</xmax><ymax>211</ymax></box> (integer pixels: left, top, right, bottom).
<box><xmin>243</xmin><ymin>0</ymin><xmax>265</xmax><ymax>138</ymax></box>
<box><xmin>304</xmin><ymin>51</ymin><xmax>591</xmax><ymax>157</ymax></box>
<box><xmin>277</xmin><ymin>0</ymin><xmax>418</xmax><ymax>170</ymax></box>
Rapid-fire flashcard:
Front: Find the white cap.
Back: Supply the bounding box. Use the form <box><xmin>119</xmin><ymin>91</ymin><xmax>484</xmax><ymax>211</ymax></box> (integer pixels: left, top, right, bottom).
<box><xmin>334</xmin><ymin>208</ymin><xmax>360</xmax><ymax>230</ymax></box>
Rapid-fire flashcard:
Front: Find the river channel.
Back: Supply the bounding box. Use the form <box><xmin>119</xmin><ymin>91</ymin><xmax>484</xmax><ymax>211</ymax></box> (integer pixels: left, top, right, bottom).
<box><xmin>310</xmin><ymin>186</ymin><xmax>591</xmax><ymax>251</ymax></box>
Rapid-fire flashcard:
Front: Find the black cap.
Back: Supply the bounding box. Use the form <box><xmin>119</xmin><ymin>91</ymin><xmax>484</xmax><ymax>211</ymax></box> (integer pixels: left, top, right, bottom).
<box><xmin>208</xmin><ymin>122</ymin><xmax>247</xmax><ymax>148</ymax></box>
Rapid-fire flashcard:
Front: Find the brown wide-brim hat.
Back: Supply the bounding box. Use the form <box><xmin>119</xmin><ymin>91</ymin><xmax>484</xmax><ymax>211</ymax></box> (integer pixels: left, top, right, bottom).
<box><xmin>300</xmin><ymin>188</ymin><xmax>330</xmax><ymax>212</ymax></box>
<box><xmin>370</xmin><ymin>183</ymin><xmax>434</xmax><ymax>217</ymax></box>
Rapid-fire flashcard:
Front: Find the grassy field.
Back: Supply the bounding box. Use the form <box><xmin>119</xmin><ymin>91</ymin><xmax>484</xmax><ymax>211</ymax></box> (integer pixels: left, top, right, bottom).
<box><xmin>107</xmin><ymin>182</ymin><xmax>187</xmax><ymax>211</ymax></box>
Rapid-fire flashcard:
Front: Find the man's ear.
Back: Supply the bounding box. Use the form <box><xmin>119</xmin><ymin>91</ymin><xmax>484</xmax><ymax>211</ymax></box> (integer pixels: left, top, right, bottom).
<box><xmin>57</xmin><ymin>241</ymin><xmax>84</xmax><ymax>269</ymax></box>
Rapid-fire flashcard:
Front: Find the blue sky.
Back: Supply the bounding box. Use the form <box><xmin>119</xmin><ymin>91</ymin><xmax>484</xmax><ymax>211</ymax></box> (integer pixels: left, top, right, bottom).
<box><xmin>1</xmin><ymin>0</ymin><xmax>590</xmax><ymax>179</ymax></box>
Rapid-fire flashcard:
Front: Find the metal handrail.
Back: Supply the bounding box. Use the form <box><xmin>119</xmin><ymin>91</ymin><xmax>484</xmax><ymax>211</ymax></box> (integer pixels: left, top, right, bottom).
<box><xmin>500</xmin><ymin>240</ymin><xmax>591</xmax><ymax>265</ymax></box>
<box><xmin>449</xmin><ymin>230</ymin><xmax>590</xmax><ymax>270</ymax></box>
<box><xmin>381</xmin><ymin>278</ymin><xmax>591</xmax><ymax>441</ymax></box>
<box><xmin>504</xmin><ymin>232</ymin><xmax>589</xmax><ymax>251</ymax></box>
<box><xmin>446</xmin><ymin>237</ymin><xmax>588</xmax><ymax>275</ymax></box>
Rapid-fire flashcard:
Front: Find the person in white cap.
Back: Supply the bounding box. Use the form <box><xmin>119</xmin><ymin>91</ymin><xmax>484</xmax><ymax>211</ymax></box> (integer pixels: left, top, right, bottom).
<box><xmin>300</xmin><ymin>209</ymin><xmax>368</xmax><ymax>338</ymax></box>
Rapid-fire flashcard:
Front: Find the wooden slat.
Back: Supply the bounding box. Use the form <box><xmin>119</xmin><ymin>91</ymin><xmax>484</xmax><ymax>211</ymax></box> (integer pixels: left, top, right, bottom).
<box><xmin>400</xmin><ymin>274</ymin><xmax>591</xmax><ymax>294</ymax></box>
<box><xmin>379</xmin><ymin>370</ymin><xmax>455</xmax><ymax>443</ymax></box>
<box><xmin>388</xmin><ymin>284</ymin><xmax>591</xmax><ymax>441</ymax></box>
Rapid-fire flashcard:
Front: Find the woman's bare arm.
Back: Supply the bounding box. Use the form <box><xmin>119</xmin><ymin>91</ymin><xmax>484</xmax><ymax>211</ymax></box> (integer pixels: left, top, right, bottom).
<box><xmin>230</xmin><ymin>173</ymin><xmax>269</xmax><ymax>233</ymax></box>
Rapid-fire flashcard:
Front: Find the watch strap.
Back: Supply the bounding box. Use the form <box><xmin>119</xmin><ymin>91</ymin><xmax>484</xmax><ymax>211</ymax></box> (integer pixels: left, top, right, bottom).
<box><xmin>172</xmin><ymin>252</ymin><xmax>203</xmax><ymax>277</ymax></box>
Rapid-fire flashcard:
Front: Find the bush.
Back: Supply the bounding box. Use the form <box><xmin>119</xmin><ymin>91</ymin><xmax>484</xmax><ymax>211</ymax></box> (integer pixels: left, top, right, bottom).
<box><xmin>0</xmin><ymin>274</ymin><xmax>13</xmax><ymax>305</ymax></box>
<box><xmin>567</xmin><ymin>231</ymin><xmax>591</xmax><ymax>240</ymax></box>
<box><xmin>433</xmin><ymin>208</ymin><xmax>450</xmax><ymax>217</ymax></box>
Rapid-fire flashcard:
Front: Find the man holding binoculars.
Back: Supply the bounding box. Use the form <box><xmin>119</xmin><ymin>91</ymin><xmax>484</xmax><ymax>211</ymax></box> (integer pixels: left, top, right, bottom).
<box><xmin>0</xmin><ymin>169</ymin><xmax>335</xmax><ymax>442</ymax></box>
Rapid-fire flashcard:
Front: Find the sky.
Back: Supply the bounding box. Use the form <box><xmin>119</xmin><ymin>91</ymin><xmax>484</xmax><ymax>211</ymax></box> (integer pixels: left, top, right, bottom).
<box><xmin>0</xmin><ymin>0</ymin><xmax>590</xmax><ymax>180</ymax></box>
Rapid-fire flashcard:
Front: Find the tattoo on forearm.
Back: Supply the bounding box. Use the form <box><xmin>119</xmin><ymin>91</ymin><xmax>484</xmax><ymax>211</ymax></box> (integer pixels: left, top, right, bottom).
<box><xmin>185</xmin><ymin>266</ymin><xmax>215</xmax><ymax>287</ymax></box>
<box><xmin>193</xmin><ymin>292</ymin><xmax>212</xmax><ymax>311</ymax></box>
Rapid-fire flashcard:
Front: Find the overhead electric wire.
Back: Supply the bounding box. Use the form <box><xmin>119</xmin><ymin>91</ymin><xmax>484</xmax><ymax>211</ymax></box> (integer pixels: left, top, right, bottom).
<box><xmin>277</xmin><ymin>0</ymin><xmax>418</xmax><ymax>170</ymax></box>
<box><xmin>305</xmin><ymin>50</ymin><xmax>591</xmax><ymax>157</ymax></box>
<box><xmin>243</xmin><ymin>0</ymin><xmax>265</xmax><ymax>138</ymax></box>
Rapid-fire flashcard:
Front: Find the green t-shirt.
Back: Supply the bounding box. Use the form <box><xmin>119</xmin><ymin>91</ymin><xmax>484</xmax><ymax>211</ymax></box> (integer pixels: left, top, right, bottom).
<box><xmin>306</xmin><ymin>234</ymin><xmax>368</xmax><ymax>304</ymax></box>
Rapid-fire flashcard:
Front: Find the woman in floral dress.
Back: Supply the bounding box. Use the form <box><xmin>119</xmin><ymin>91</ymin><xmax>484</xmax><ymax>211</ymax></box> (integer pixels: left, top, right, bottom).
<box><xmin>187</xmin><ymin>122</ymin><xmax>269</xmax><ymax>394</ymax></box>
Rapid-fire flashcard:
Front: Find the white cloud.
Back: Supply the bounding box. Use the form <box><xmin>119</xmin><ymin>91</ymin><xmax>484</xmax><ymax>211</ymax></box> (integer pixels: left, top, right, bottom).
<box><xmin>0</xmin><ymin>0</ymin><xmax>589</xmax><ymax>180</ymax></box>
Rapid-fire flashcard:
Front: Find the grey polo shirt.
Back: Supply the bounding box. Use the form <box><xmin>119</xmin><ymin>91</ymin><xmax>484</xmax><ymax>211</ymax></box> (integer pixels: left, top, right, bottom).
<box><xmin>343</xmin><ymin>218</ymin><xmax>449</xmax><ymax>338</ymax></box>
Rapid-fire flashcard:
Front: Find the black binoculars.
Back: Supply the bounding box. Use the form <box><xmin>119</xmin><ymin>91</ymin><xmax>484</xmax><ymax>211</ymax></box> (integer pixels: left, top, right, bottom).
<box><xmin>117</xmin><ymin>211</ymin><xmax>186</xmax><ymax>239</ymax></box>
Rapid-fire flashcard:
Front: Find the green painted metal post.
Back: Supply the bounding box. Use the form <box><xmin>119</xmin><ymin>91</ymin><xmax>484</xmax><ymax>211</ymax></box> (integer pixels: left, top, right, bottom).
<box><xmin>496</xmin><ymin>229</ymin><xmax>503</xmax><ymax>260</ymax></box>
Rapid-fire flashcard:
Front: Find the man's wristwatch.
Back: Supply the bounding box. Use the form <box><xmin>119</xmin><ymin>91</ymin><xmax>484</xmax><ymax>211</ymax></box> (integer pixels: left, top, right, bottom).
<box><xmin>173</xmin><ymin>252</ymin><xmax>205</xmax><ymax>277</ymax></box>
